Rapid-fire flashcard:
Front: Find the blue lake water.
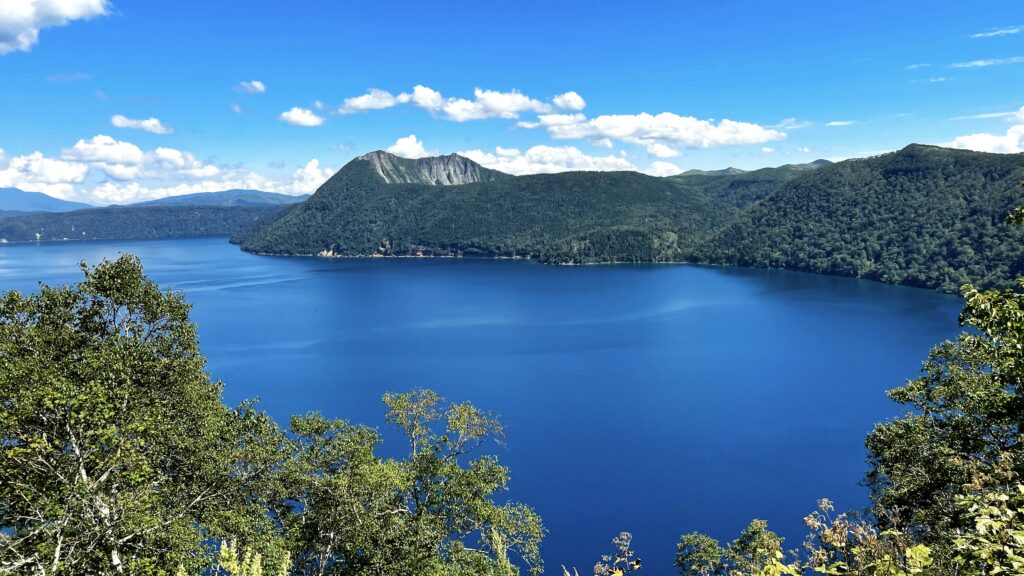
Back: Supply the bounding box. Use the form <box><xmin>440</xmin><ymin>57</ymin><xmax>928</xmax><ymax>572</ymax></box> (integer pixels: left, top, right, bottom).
<box><xmin>0</xmin><ymin>237</ymin><xmax>963</xmax><ymax>572</ymax></box>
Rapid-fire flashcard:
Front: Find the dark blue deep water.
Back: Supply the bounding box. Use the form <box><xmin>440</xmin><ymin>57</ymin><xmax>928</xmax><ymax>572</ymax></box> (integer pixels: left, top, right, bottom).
<box><xmin>0</xmin><ymin>237</ymin><xmax>963</xmax><ymax>572</ymax></box>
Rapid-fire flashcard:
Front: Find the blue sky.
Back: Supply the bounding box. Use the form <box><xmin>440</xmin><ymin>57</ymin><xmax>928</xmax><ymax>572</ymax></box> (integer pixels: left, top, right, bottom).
<box><xmin>1</xmin><ymin>0</ymin><xmax>1023</xmax><ymax>204</ymax></box>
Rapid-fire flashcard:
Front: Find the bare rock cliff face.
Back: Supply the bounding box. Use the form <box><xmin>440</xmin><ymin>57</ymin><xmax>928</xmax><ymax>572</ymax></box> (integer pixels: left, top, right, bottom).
<box><xmin>357</xmin><ymin>151</ymin><xmax>508</xmax><ymax>185</ymax></box>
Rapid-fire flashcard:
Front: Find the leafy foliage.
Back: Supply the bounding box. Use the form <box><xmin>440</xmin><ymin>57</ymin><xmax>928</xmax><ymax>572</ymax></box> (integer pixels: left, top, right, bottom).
<box><xmin>0</xmin><ymin>254</ymin><xmax>285</xmax><ymax>575</ymax></box>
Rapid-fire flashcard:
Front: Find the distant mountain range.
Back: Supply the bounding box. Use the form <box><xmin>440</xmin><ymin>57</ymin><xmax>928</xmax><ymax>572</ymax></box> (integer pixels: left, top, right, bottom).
<box><xmin>130</xmin><ymin>189</ymin><xmax>308</xmax><ymax>207</ymax></box>
<box><xmin>0</xmin><ymin>188</ymin><xmax>92</xmax><ymax>213</ymax></box>
<box><xmin>0</xmin><ymin>188</ymin><xmax>304</xmax><ymax>242</ymax></box>
<box><xmin>238</xmin><ymin>146</ymin><xmax>1024</xmax><ymax>292</ymax></box>
<box><xmin>0</xmin><ymin>205</ymin><xmax>285</xmax><ymax>243</ymax></box>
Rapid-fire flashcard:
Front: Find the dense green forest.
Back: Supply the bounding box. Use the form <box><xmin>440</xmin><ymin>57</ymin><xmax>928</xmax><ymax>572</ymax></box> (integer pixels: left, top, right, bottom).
<box><xmin>695</xmin><ymin>145</ymin><xmax>1024</xmax><ymax>292</ymax></box>
<box><xmin>236</xmin><ymin>152</ymin><xmax>819</xmax><ymax>264</ymax></box>
<box><xmin>5</xmin><ymin>235</ymin><xmax>1024</xmax><ymax>574</ymax></box>
<box><xmin>0</xmin><ymin>205</ymin><xmax>284</xmax><ymax>243</ymax></box>
<box><xmin>239</xmin><ymin>146</ymin><xmax>1024</xmax><ymax>292</ymax></box>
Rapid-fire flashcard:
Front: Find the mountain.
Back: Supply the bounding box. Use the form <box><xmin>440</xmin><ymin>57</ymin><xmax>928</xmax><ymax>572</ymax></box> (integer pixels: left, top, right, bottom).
<box><xmin>692</xmin><ymin>145</ymin><xmax>1024</xmax><ymax>291</ymax></box>
<box><xmin>0</xmin><ymin>188</ymin><xmax>92</xmax><ymax>212</ymax></box>
<box><xmin>131</xmin><ymin>189</ymin><xmax>309</xmax><ymax>207</ymax></box>
<box><xmin>359</xmin><ymin>150</ymin><xmax>511</xmax><ymax>185</ymax></box>
<box><xmin>0</xmin><ymin>205</ymin><xmax>285</xmax><ymax>243</ymax></box>
<box><xmin>235</xmin><ymin>150</ymin><xmax>811</xmax><ymax>263</ymax></box>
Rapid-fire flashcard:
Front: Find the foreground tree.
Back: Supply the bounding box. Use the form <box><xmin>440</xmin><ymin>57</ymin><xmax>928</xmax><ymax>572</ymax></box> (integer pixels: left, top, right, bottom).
<box><xmin>0</xmin><ymin>255</ymin><xmax>284</xmax><ymax>575</ymax></box>
<box><xmin>273</xmin><ymin>390</ymin><xmax>544</xmax><ymax>576</ymax></box>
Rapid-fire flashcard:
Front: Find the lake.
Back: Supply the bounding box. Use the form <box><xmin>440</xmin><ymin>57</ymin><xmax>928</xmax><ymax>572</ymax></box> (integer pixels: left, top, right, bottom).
<box><xmin>0</xmin><ymin>237</ymin><xmax>963</xmax><ymax>572</ymax></box>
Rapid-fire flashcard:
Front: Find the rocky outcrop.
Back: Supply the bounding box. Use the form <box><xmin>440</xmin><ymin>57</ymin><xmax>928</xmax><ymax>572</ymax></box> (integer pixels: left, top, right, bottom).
<box><xmin>357</xmin><ymin>151</ymin><xmax>509</xmax><ymax>185</ymax></box>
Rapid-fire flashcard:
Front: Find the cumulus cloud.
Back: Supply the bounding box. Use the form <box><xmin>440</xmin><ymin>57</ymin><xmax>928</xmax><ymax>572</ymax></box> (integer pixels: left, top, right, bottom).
<box><xmin>336</xmin><ymin>85</ymin><xmax>571</xmax><ymax>121</ymax></box>
<box><xmin>527</xmin><ymin>112</ymin><xmax>786</xmax><ymax>156</ymax></box>
<box><xmin>642</xmin><ymin>161</ymin><xmax>683</xmax><ymax>177</ymax></box>
<box><xmin>458</xmin><ymin>145</ymin><xmax>636</xmax><ymax>175</ymax></box>
<box><xmin>279</xmin><ymin>107</ymin><xmax>324</xmax><ymax>126</ymax></box>
<box><xmin>553</xmin><ymin>91</ymin><xmax>586</xmax><ymax>111</ymax></box>
<box><xmin>386</xmin><ymin>134</ymin><xmax>430</xmax><ymax>159</ymax></box>
<box><xmin>0</xmin><ymin>151</ymin><xmax>89</xmax><ymax>196</ymax></box>
<box><xmin>1</xmin><ymin>134</ymin><xmax>335</xmax><ymax>204</ymax></box>
<box><xmin>64</xmin><ymin>135</ymin><xmax>145</xmax><ymax>165</ymax></box>
<box><xmin>946</xmin><ymin>105</ymin><xmax>1024</xmax><ymax>153</ymax></box>
<box><xmin>970</xmin><ymin>26</ymin><xmax>1021</xmax><ymax>38</ymax></box>
<box><xmin>111</xmin><ymin>114</ymin><xmax>174</xmax><ymax>134</ymax></box>
<box><xmin>951</xmin><ymin>56</ymin><xmax>1024</xmax><ymax>68</ymax></box>
<box><xmin>340</xmin><ymin>88</ymin><xmax>410</xmax><ymax>114</ymax></box>
<box><xmin>237</xmin><ymin>80</ymin><xmax>266</xmax><ymax>94</ymax></box>
<box><xmin>0</xmin><ymin>0</ymin><xmax>108</xmax><ymax>55</ymax></box>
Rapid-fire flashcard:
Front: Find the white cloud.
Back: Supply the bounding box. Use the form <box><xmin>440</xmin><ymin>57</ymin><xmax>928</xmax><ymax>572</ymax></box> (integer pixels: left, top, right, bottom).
<box><xmin>408</xmin><ymin>85</ymin><xmax>444</xmax><ymax>110</ymax></box>
<box><xmin>951</xmin><ymin>56</ymin><xmax>1024</xmax><ymax>68</ymax></box>
<box><xmin>0</xmin><ymin>0</ymin><xmax>107</xmax><ymax>55</ymax></box>
<box><xmin>643</xmin><ymin>161</ymin><xmax>683</xmax><ymax>177</ymax></box>
<box><xmin>947</xmin><ymin>120</ymin><xmax>1024</xmax><ymax>153</ymax></box>
<box><xmin>826</xmin><ymin>120</ymin><xmax>855</xmax><ymax>127</ymax></box>
<box><xmin>970</xmin><ymin>26</ymin><xmax>1021</xmax><ymax>38</ymax></box>
<box><xmin>0</xmin><ymin>151</ymin><xmax>89</xmax><ymax>197</ymax></box>
<box><xmin>229</xmin><ymin>103</ymin><xmax>243</xmax><ymax>114</ymax></box>
<box><xmin>772</xmin><ymin>118</ymin><xmax>812</xmax><ymax>130</ymax></box>
<box><xmin>950</xmin><ymin>108</ymin><xmax>1022</xmax><ymax>120</ymax></box>
<box><xmin>553</xmin><ymin>91</ymin><xmax>586</xmax><ymax>111</ymax></box>
<box><xmin>336</xmin><ymin>85</ymin><xmax>573</xmax><ymax>121</ymax></box>
<box><xmin>279</xmin><ymin>107</ymin><xmax>324</xmax><ymax>127</ymax></box>
<box><xmin>905</xmin><ymin>63</ymin><xmax>930</xmax><ymax>70</ymax></box>
<box><xmin>440</xmin><ymin>88</ymin><xmax>552</xmax><ymax>122</ymax></box>
<box><xmin>237</xmin><ymin>80</ymin><xmax>266</xmax><ymax>94</ymax></box>
<box><xmin>111</xmin><ymin>114</ymin><xmax>174</xmax><ymax>135</ymax></box>
<box><xmin>798</xmin><ymin>146</ymin><xmax>812</xmax><ymax>153</ymax></box>
<box><xmin>1</xmin><ymin>134</ymin><xmax>336</xmax><ymax>204</ymax></box>
<box><xmin>459</xmin><ymin>145</ymin><xmax>637</xmax><ymax>175</ymax></box>
<box><xmin>340</xmin><ymin>88</ymin><xmax>409</xmax><ymax>114</ymax></box>
<box><xmin>529</xmin><ymin>112</ymin><xmax>786</xmax><ymax>153</ymax></box>
<box><xmin>386</xmin><ymin>134</ymin><xmax>431</xmax><ymax>159</ymax></box>
<box><xmin>64</xmin><ymin>135</ymin><xmax>145</xmax><ymax>165</ymax></box>
<box><xmin>762</xmin><ymin>147</ymin><xmax>776</xmax><ymax>153</ymax></box>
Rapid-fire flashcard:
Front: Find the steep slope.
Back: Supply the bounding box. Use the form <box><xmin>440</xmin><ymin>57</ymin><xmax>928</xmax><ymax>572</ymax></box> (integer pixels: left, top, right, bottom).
<box><xmin>0</xmin><ymin>188</ymin><xmax>92</xmax><ymax>212</ymax></box>
<box><xmin>668</xmin><ymin>160</ymin><xmax>832</xmax><ymax>210</ymax></box>
<box><xmin>359</xmin><ymin>151</ymin><xmax>511</xmax><ymax>185</ymax></box>
<box><xmin>238</xmin><ymin>151</ymin><xmax>746</xmax><ymax>262</ymax></box>
<box><xmin>131</xmin><ymin>189</ymin><xmax>308</xmax><ymax>207</ymax></box>
<box><xmin>693</xmin><ymin>145</ymin><xmax>1024</xmax><ymax>291</ymax></box>
<box><xmin>0</xmin><ymin>205</ymin><xmax>284</xmax><ymax>243</ymax></box>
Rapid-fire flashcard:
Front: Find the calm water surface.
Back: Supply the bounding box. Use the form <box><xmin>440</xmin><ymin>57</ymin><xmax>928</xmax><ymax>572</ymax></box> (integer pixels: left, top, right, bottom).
<box><xmin>0</xmin><ymin>237</ymin><xmax>962</xmax><ymax>572</ymax></box>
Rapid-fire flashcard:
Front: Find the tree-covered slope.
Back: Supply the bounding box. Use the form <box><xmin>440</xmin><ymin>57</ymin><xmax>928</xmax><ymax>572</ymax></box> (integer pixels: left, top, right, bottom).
<box><xmin>131</xmin><ymin>189</ymin><xmax>308</xmax><ymax>207</ymax></box>
<box><xmin>693</xmin><ymin>145</ymin><xmax>1024</xmax><ymax>291</ymax></box>
<box><xmin>237</xmin><ymin>151</ymin><xmax>815</xmax><ymax>263</ymax></box>
<box><xmin>0</xmin><ymin>205</ymin><xmax>285</xmax><ymax>243</ymax></box>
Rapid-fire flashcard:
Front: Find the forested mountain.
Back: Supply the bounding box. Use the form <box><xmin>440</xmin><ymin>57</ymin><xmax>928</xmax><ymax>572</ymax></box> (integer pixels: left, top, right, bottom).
<box><xmin>0</xmin><ymin>205</ymin><xmax>284</xmax><ymax>243</ymax></box>
<box><xmin>236</xmin><ymin>151</ymin><xmax>815</xmax><ymax>262</ymax></box>
<box><xmin>693</xmin><ymin>145</ymin><xmax>1024</xmax><ymax>291</ymax></box>
<box><xmin>240</xmin><ymin>145</ymin><xmax>1024</xmax><ymax>292</ymax></box>
<box><xmin>0</xmin><ymin>187</ymin><xmax>92</xmax><ymax>212</ymax></box>
<box><xmin>131</xmin><ymin>189</ymin><xmax>308</xmax><ymax>207</ymax></box>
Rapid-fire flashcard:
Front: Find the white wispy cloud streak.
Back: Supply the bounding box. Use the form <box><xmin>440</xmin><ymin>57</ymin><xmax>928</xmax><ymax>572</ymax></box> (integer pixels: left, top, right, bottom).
<box><xmin>237</xmin><ymin>80</ymin><xmax>266</xmax><ymax>94</ymax></box>
<box><xmin>951</xmin><ymin>56</ymin><xmax>1024</xmax><ymax>68</ymax></box>
<box><xmin>970</xmin><ymin>26</ymin><xmax>1021</xmax><ymax>38</ymax></box>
